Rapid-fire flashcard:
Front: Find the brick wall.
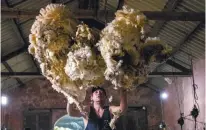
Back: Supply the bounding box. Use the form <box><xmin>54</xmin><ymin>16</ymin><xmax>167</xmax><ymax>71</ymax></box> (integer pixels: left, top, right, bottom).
<box><xmin>1</xmin><ymin>79</ymin><xmax>162</xmax><ymax>130</ymax></box>
<box><xmin>163</xmin><ymin>59</ymin><xmax>205</xmax><ymax>130</ymax></box>
<box><xmin>1</xmin><ymin>79</ymin><xmax>67</xmax><ymax>130</ymax></box>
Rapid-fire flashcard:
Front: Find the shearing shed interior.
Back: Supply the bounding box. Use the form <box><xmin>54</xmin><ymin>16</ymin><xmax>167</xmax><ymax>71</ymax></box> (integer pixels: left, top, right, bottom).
<box><xmin>1</xmin><ymin>0</ymin><xmax>205</xmax><ymax>130</ymax></box>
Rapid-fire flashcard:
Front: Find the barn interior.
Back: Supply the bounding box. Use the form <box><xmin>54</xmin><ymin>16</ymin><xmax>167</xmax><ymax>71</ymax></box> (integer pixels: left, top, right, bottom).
<box><xmin>1</xmin><ymin>0</ymin><xmax>205</xmax><ymax>130</ymax></box>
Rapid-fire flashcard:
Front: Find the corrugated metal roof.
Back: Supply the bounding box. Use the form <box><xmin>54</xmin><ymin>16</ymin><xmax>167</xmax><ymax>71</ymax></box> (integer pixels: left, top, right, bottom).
<box><xmin>11</xmin><ymin>0</ymin><xmax>78</xmax><ymax>24</ymax></box>
<box><xmin>125</xmin><ymin>0</ymin><xmax>166</xmax><ymax>11</ymax></box>
<box><xmin>159</xmin><ymin>21</ymin><xmax>199</xmax><ymax>47</ymax></box>
<box><xmin>12</xmin><ymin>0</ymin><xmax>50</xmax><ymax>10</ymax></box>
<box><xmin>158</xmin><ymin>64</ymin><xmax>182</xmax><ymax>72</ymax></box>
<box><xmin>19</xmin><ymin>19</ymin><xmax>34</xmax><ymax>39</ymax></box>
<box><xmin>148</xmin><ymin>77</ymin><xmax>168</xmax><ymax>89</ymax></box>
<box><xmin>173</xmin><ymin>0</ymin><xmax>205</xmax><ymax>64</ymax></box>
<box><xmin>1</xmin><ymin>78</ymin><xmax>19</xmax><ymax>90</ymax></box>
<box><xmin>1</xmin><ymin>53</ymin><xmax>38</xmax><ymax>90</ymax></box>
<box><xmin>1</xmin><ymin>0</ymin><xmax>205</xmax><ymax>91</ymax></box>
<box><xmin>1</xmin><ymin>63</ymin><xmax>9</xmax><ymax>72</ymax></box>
<box><xmin>157</xmin><ymin>21</ymin><xmax>203</xmax><ymax>66</ymax></box>
<box><xmin>7</xmin><ymin>0</ymin><xmax>22</xmax><ymax>6</ymax></box>
<box><xmin>170</xmin><ymin>58</ymin><xmax>191</xmax><ymax>69</ymax></box>
<box><xmin>10</xmin><ymin>0</ymin><xmax>50</xmax><ymax>24</ymax></box>
<box><xmin>176</xmin><ymin>0</ymin><xmax>205</xmax><ymax>12</ymax></box>
<box><xmin>183</xmin><ymin>25</ymin><xmax>205</xmax><ymax>59</ymax></box>
<box><xmin>99</xmin><ymin>0</ymin><xmax>118</xmax><ymax>11</ymax></box>
<box><xmin>6</xmin><ymin>53</ymin><xmax>38</xmax><ymax>72</ymax></box>
<box><xmin>101</xmin><ymin>0</ymin><xmax>167</xmax><ymax>26</ymax></box>
<box><xmin>173</xmin><ymin>51</ymin><xmax>191</xmax><ymax>65</ymax></box>
<box><xmin>1</xmin><ymin>19</ymin><xmax>24</xmax><ymax>56</ymax></box>
<box><xmin>155</xmin><ymin>0</ymin><xmax>205</xmax><ymax>73</ymax></box>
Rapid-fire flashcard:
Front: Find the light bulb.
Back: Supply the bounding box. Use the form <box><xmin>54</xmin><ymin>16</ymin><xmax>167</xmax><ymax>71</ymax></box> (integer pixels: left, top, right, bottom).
<box><xmin>160</xmin><ymin>92</ymin><xmax>168</xmax><ymax>100</ymax></box>
<box><xmin>1</xmin><ymin>96</ymin><xmax>8</xmax><ymax>106</ymax></box>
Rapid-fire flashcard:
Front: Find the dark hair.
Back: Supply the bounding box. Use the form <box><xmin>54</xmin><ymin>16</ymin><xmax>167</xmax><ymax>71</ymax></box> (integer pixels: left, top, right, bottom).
<box><xmin>92</xmin><ymin>86</ymin><xmax>106</xmax><ymax>96</ymax></box>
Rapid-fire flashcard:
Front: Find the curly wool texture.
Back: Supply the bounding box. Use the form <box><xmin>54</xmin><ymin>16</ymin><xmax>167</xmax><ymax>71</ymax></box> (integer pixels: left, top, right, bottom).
<box><xmin>65</xmin><ymin>46</ymin><xmax>105</xmax><ymax>86</ymax></box>
<box><xmin>97</xmin><ymin>6</ymin><xmax>147</xmax><ymax>89</ymax></box>
<box><xmin>66</xmin><ymin>46</ymin><xmax>94</xmax><ymax>81</ymax></box>
<box><xmin>29</xmin><ymin>4</ymin><xmax>172</xmax><ymax>129</ymax></box>
<box><xmin>65</xmin><ymin>24</ymin><xmax>105</xmax><ymax>87</ymax></box>
<box><xmin>140</xmin><ymin>37</ymin><xmax>172</xmax><ymax>64</ymax></box>
<box><xmin>28</xmin><ymin>4</ymin><xmax>86</xmax><ymax>103</ymax></box>
<box><xmin>97</xmin><ymin>6</ymin><xmax>172</xmax><ymax>89</ymax></box>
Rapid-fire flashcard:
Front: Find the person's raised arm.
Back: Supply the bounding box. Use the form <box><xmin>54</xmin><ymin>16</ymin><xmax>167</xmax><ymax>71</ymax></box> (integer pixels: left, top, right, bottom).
<box><xmin>109</xmin><ymin>88</ymin><xmax>127</xmax><ymax>114</ymax></box>
<box><xmin>67</xmin><ymin>103</ymin><xmax>82</xmax><ymax>117</ymax></box>
<box><xmin>119</xmin><ymin>88</ymin><xmax>127</xmax><ymax>113</ymax></box>
<box><xmin>67</xmin><ymin>101</ymin><xmax>90</xmax><ymax>119</ymax></box>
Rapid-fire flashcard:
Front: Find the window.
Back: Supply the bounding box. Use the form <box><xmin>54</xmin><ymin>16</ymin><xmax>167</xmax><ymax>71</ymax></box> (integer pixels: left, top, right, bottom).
<box><xmin>23</xmin><ymin>110</ymin><xmax>51</xmax><ymax>130</ymax></box>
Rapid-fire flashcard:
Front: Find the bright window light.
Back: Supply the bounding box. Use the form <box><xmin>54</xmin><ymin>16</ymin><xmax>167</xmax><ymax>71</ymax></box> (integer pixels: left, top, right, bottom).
<box><xmin>160</xmin><ymin>92</ymin><xmax>168</xmax><ymax>100</ymax></box>
<box><xmin>1</xmin><ymin>96</ymin><xmax>8</xmax><ymax>106</ymax></box>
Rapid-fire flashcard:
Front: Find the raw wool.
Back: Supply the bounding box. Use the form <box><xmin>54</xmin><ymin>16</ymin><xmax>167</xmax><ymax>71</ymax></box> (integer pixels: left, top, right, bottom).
<box><xmin>97</xmin><ymin>6</ymin><xmax>172</xmax><ymax>90</ymax></box>
<box><xmin>28</xmin><ymin>4</ymin><xmax>105</xmax><ymax>117</ymax></box>
<box><xmin>109</xmin><ymin>110</ymin><xmax>122</xmax><ymax>129</ymax></box>
<box><xmin>97</xmin><ymin>6</ymin><xmax>147</xmax><ymax>89</ymax></box>
<box><xmin>139</xmin><ymin>37</ymin><xmax>172</xmax><ymax>64</ymax></box>
<box><xmin>29</xmin><ymin>4</ymin><xmax>172</xmax><ymax>129</ymax></box>
<box><xmin>65</xmin><ymin>24</ymin><xmax>106</xmax><ymax>87</ymax></box>
<box><xmin>65</xmin><ymin>46</ymin><xmax>104</xmax><ymax>84</ymax></box>
<box><xmin>28</xmin><ymin>4</ymin><xmax>86</xmax><ymax>113</ymax></box>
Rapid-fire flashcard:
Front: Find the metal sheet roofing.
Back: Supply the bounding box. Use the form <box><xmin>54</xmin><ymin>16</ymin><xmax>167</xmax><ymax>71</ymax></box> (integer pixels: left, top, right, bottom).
<box><xmin>153</xmin><ymin>0</ymin><xmax>205</xmax><ymax>74</ymax></box>
<box><xmin>1</xmin><ymin>63</ymin><xmax>9</xmax><ymax>72</ymax></box>
<box><xmin>125</xmin><ymin>0</ymin><xmax>166</xmax><ymax>11</ymax></box>
<box><xmin>6</xmin><ymin>53</ymin><xmax>37</xmax><ymax>72</ymax></box>
<box><xmin>1</xmin><ymin>19</ymin><xmax>24</xmax><ymax>56</ymax></box>
<box><xmin>1</xmin><ymin>78</ymin><xmax>19</xmax><ymax>90</ymax></box>
<box><xmin>176</xmin><ymin>0</ymin><xmax>205</xmax><ymax>12</ymax></box>
<box><xmin>12</xmin><ymin>0</ymin><xmax>51</xmax><ymax>10</ymax></box>
<box><xmin>158</xmin><ymin>64</ymin><xmax>182</xmax><ymax>72</ymax></box>
<box><xmin>1</xmin><ymin>0</ymin><xmax>205</xmax><ymax>91</ymax></box>
<box><xmin>19</xmin><ymin>19</ymin><xmax>34</xmax><ymax>39</ymax></box>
